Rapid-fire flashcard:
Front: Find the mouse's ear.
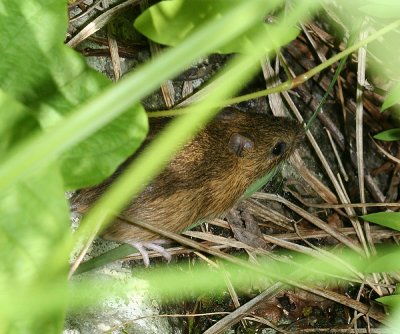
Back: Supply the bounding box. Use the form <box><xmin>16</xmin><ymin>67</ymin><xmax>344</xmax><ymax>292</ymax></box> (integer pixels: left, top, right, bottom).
<box><xmin>228</xmin><ymin>133</ymin><xmax>254</xmax><ymax>157</ymax></box>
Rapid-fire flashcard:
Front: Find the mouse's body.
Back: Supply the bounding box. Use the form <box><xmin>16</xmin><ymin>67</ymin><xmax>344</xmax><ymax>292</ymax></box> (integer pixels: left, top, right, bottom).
<box><xmin>71</xmin><ymin>109</ymin><xmax>303</xmax><ymax>264</ymax></box>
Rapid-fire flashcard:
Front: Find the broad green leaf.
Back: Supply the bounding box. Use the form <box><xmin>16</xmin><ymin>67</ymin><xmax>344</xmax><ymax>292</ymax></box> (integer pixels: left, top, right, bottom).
<box><xmin>377</xmin><ymin>295</ymin><xmax>400</xmax><ymax>307</ymax></box>
<box><xmin>0</xmin><ymin>90</ymin><xmax>69</xmax><ymax>332</ymax></box>
<box><xmin>363</xmin><ymin>0</ymin><xmax>400</xmax><ymax>4</ymax></box>
<box><xmin>360</xmin><ymin>3</ymin><xmax>400</xmax><ymax>19</ymax></box>
<box><xmin>382</xmin><ymin>82</ymin><xmax>400</xmax><ymax>111</ymax></box>
<box><xmin>369</xmin><ymin>30</ymin><xmax>400</xmax><ymax>82</ymax></box>
<box><xmin>0</xmin><ymin>0</ymin><xmax>67</xmax><ymax>103</ymax></box>
<box><xmin>60</xmin><ymin>103</ymin><xmax>148</xmax><ymax>189</ymax></box>
<box><xmin>366</xmin><ymin>248</ymin><xmax>400</xmax><ymax>273</ymax></box>
<box><xmin>0</xmin><ymin>0</ymin><xmax>146</xmax><ymax>330</ymax></box>
<box><xmin>361</xmin><ymin>212</ymin><xmax>400</xmax><ymax>231</ymax></box>
<box><xmin>0</xmin><ymin>164</ymin><xmax>70</xmax><ymax>332</ymax></box>
<box><xmin>0</xmin><ymin>0</ymin><xmax>147</xmax><ymax>189</ymax></box>
<box><xmin>374</xmin><ymin>128</ymin><xmax>400</xmax><ymax>141</ymax></box>
<box><xmin>134</xmin><ymin>0</ymin><xmax>299</xmax><ymax>54</ymax></box>
<box><xmin>386</xmin><ymin>305</ymin><xmax>400</xmax><ymax>332</ymax></box>
<box><xmin>0</xmin><ymin>90</ymin><xmax>39</xmax><ymax>155</ymax></box>
<box><xmin>46</xmin><ymin>46</ymin><xmax>148</xmax><ymax>189</ymax></box>
<box><xmin>0</xmin><ymin>96</ymin><xmax>70</xmax><ymax>328</ymax></box>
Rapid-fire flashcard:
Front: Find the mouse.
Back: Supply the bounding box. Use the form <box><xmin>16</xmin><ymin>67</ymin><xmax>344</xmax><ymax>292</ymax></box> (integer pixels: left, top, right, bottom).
<box><xmin>71</xmin><ymin>108</ymin><xmax>303</xmax><ymax>265</ymax></box>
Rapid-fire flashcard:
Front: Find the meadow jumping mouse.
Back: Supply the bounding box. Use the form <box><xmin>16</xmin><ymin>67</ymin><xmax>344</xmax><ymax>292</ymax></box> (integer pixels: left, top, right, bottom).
<box><xmin>71</xmin><ymin>108</ymin><xmax>303</xmax><ymax>265</ymax></box>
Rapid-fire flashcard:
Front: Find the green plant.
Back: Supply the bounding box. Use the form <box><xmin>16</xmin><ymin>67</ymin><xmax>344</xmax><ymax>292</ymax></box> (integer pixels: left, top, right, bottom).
<box><xmin>1</xmin><ymin>0</ymin><xmax>400</xmax><ymax>332</ymax></box>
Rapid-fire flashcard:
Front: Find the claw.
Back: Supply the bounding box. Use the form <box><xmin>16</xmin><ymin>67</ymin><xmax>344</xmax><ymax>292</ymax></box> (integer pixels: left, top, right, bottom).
<box><xmin>131</xmin><ymin>243</ymin><xmax>150</xmax><ymax>267</ymax></box>
<box><xmin>130</xmin><ymin>240</ymin><xmax>171</xmax><ymax>267</ymax></box>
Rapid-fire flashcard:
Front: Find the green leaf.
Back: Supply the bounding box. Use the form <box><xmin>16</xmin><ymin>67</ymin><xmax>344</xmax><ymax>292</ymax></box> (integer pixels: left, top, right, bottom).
<box><xmin>60</xmin><ymin>103</ymin><xmax>148</xmax><ymax>189</ymax></box>
<box><xmin>0</xmin><ymin>90</ymin><xmax>39</xmax><ymax>155</ymax></box>
<box><xmin>75</xmin><ymin>244</ymin><xmax>138</xmax><ymax>275</ymax></box>
<box><xmin>0</xmin><ymin>89</ymin><xmax>71</xmax><ymax>332</ymax></box>
<box><xmin>377</xmin><ymin>295</ymin><xmax>400</xmax><ymax>307</ymax></box>
<box><xmin>366</xmin><ymin>249</ymin><xmax>400</xmax><ymax>273</ymax></box>
<box><xmin>361</xmin><ymin>212</ymin><xmax>400</xmax><ymax>231</ymax></box>
<box><xmin>0</xmin><ymin>89</ymin><xmax>69</xmax><ymax>332</ymax></box>
<box><xmin>0</xmin><ymin>164</ymin><xmax>71</xmax><ymax>330</ymax></box>
<box><xmin>134</xmin><ymin>0</ymin><xmax>299</xmax><ymax>54</ymax></box>
<box><xmin>0</xmin><ymin>1</ymin><xmax>148</xmax><ymax>190</ymax></box>
<box><xmin>360</xmin><ymin>2</ymin><xmax>400</xmax><ymax>19</ymax></box>
<box><xmin>243</xmin><ymin>165</ymin><xmax>279</xmax><ymax>198</ymax></box>
<box><xmin>48</xmin><ymin>47</ymin><xmax>148</xmax><ymax>189</ymax></box>
<box><xmin>382</xmin><ymin>82</ymin><xmax>400</xmax><ymax>111</ymax></box>
<box><xmin>373</xmin><ymin>128</ymin><xmax>400</xmax><ymax>141</ymax></box>
<box><xmin>0</xmin><ymin>0</ymin><xmax>146</xmax><ymax>330</ymax></box>
<box><xmin>0</xmin><ymin>0</ymin><xmax>67</xmax><ymax>103</ymax></box>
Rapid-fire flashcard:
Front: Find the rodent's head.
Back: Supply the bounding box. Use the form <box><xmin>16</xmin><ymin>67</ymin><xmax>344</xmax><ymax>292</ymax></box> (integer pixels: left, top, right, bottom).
<box><xmin>208</xmin><ymin>109</ymin><xmax>304</xmax><ymax>183</ymax></box>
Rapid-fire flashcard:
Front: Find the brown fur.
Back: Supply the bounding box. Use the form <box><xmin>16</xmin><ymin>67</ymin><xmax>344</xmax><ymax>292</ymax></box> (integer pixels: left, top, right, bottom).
<box><xmin>71</xmin><ymin>109</ymin><xmax>303</xmax><ymax>243</ymax></box>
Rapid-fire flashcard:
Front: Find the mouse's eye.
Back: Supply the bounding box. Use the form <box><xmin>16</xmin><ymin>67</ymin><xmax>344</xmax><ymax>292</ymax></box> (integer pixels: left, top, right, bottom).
<box><xmin>271</xmin><ymin>141</ymin><xmax>286</xmax><ymax>156</ymax></box>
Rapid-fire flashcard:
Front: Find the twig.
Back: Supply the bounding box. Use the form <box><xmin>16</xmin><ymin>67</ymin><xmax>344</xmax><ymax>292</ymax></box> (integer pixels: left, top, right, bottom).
<box><xmin>67</xmin><ymin>0</ymin><xmax>141</xmax><ymax>48</ymax></box>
